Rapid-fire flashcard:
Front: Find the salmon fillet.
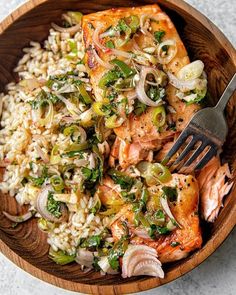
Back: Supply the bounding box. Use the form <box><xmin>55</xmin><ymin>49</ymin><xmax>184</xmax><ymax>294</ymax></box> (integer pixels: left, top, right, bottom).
<box><xmin>197</xmin><ymin>157</ymin><xmax>233</xmax><ymax>222</ymax></box>
<box><xmin>109</xmin><ymin>174</ymin><xmax>202</xmax><ymax>263</ymax></box>
<box><xmin>82</xmin><ymin>4</ymin><xmax>200</xmax><ymax>168</ymax></box>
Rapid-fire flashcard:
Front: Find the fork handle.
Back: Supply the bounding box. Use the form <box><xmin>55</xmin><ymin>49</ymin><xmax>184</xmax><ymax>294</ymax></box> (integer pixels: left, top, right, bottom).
<box><xmin>215</xmin><ymin>73</ymin><xmax>236</xmax><ymax>112</ymax></box>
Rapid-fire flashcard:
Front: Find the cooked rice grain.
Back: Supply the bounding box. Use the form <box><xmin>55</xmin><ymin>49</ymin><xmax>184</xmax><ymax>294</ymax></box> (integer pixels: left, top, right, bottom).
<box><xmin>0</xmin><ymin>26</ymin><xmax>108</xmax><ymax>255</ymax></box>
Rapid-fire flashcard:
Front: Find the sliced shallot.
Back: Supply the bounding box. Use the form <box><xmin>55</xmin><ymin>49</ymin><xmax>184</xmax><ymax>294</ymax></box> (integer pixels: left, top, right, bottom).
<box><xmin>167</xmin><ymin>72</ymin><xmax>203</xmax><ymax>92</ymax></box>
<box><xmin>111</xmin><ymin>48</ymin><xmax>133</xmax><ymax>59</ymax></box>
<box><xmin>57</xmin><ymin>94</ymin><xmax>81</xmax><ymax>118</ymax></box>
<box><xmin>3</xmin><ymin>210</ymin><xmax>35</xmax><ymax>223</ymax></box>
<box><xmin>76</xmin><ymin>248</ymin><xmax>94</xmax><ymax>268</ymax></box>
<box><xmin>36</xmin><ymin>185</ymin><xmax>68</xmax><ymax>223</ymax></box>
<box><xmin>122</xmin><ymin>245</ymin><xmax>164</xmax><ymax>278</ymax></box>
<box><xmin>140</xmin><ymin>13</ymin><xmax>173</xmax><ymax>40</ymax></box>
<box><xmin>35</xmin><ymin>144</ymin><xmax>50</xmax><ymax>163</ymax></box>
<box><xmin>92</xmin><ymin>49</ymin><xmax>113</xmax><ymax>70</ymax></box>
<box><xmin>176</xmin><ymin>60</ymin><xmax>204</xmax><ymax>81</ymax></box>
<box><xmin>140</xmin><ymin>14</ymin><xmax>154</xmax><ymax>39</ymax></box>
<box><xmin>51</xmin><ymin>22</ymin><xmax>81</xmax><ymax>34</ymax></box>
<box><xmin>160</xmin><ymin>195</ymin><xmax>181</xmax><ymax>228</ymax></box>
<box><xmin>93</xmin><ymin>25</ymin><xmax>133</xmax><ymax>58</ymax></box>
<box><xmin>73</xmin><ymin>126</ymin><xmax>87</xmax><ymax>143</ymax></box>
<box><xmin>136</xmin><ymin>66</ymin><xmax>166</xmax><ymax>107</ymax></box>
<box><xmin>157</xmin><ymin>39</ymin><xmax>177</xmax><ymax>64</ymax></box>
<box><xmin>92</xmin><ymin>25</ymin><xmax>107</xmax><ymax>52</ymax></box>
<box><xmin>133</xmin><ymin>228</ymin><xmax>151</xmax><ymax>239</ymax></box>
<box><xmin>88</xmin><ymin>153</ymin><xmax>96</xmax><ymax>169</ymax></box>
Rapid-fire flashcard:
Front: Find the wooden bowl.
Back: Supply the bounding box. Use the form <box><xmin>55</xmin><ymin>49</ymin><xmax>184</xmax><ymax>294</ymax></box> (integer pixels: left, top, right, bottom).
<box><xmin>0</xmin><ymin>0</ymin><xmax>235</xmax><ymax>294</ymax></box>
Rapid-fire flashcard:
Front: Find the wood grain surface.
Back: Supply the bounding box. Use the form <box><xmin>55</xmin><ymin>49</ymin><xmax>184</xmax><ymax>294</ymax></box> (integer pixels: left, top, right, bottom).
<box><xmin>0</xmin><ymin>0</ymin><xmax>235</xmax><ymax>294</ymax></box>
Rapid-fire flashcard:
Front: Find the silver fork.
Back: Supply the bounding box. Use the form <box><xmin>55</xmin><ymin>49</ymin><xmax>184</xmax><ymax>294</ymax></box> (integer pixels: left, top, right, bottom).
<box><xmin>162</xmin><ymin>73</ymin><xmax>236</xmax><ymax>171</ymax></box>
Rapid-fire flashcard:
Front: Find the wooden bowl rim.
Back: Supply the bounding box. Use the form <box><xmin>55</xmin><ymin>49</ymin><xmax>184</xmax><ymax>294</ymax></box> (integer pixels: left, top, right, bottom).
<box><xmin>0</xmin><ymin>0</ymin><xmax>236</xmax><ymax>294</ymax></box>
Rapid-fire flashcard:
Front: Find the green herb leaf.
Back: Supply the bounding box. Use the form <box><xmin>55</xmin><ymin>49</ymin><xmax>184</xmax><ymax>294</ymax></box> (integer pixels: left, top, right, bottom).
<box><xmin>162</xmin><ymin>186</ymin><xmax>178</xmax><ymax>202</ymax></box>
<box><xmin>108</xmin><ymin>237</ymin><xmax>129</xmax><ymax>270</ymax></box>
<box><xmin>106</xmin><ymin>40</ymin><xmax>115</xmax><ymax>49</ymax></box>
<box><xmin>28</xmin><ymin>166</ymin><xmax>48</xmax><ymax>187</ymax></box>
<box><xmin>147</xmin><ymin>86</ymin><xmax>165</xmax><ymax>102</ymax></box>
<box><xmin>154</xmin><ymin>30</ymin><xmax>166</xmax><ymax>43</ymax></box>
<box><xmin>107</xmin><ymin>168</ymin><xmax>134</xmax><ymax>191</ymax></box>
<box><xmin>116</xmin><ymin>19</ymin><xmax>129</xmax><ymax>33</ymax></box>
<box><xmin>29</xmin><ymin>90</ymin><xmax>60</xmax><ymax>109</ymax></box>
<box><xmin>148</xmin><ymin>224</ymin><xmax>170</xmax><ymax>239</ymax></box>
<box><xmin>170</xmin><ymin>241</ymin><xmax>180</xmax><ymax>247</ymax></box>
<box><xmin>107</xmin><ymin>90</ymin><xmax>118</xmax><ymax>101</ymax></box>
<box><xmin>92</xmin><ymin>256</ymin><xmax>101</xmax><ymax>271</ymax></box>
<box><xmin>80</xmin><ymin>235</ymin><xmax>102</xmax><ymax>248</ymax></box>
<box><xmin>120</xmin><ymin>191</ymin><xmax>136</xmax><ymax>202</ymax></box>
<box><xmin>154</xmin><ymin>209</ymin><xmax>165</xmax><ymax>220</ymax></box>
<box><xmin>47</xmin><ymin>192</ymin><xmax>62</xmax><ymax>218</ymax></box>
<box><xmin>81</xmin><ymin>167</ymin><xmax>100</xmax><ymax>190</ymax></box>
<box><xmin>133</xmin><ymin>100</ymin><xmax>147</xmax><ymax>116</ymax></box>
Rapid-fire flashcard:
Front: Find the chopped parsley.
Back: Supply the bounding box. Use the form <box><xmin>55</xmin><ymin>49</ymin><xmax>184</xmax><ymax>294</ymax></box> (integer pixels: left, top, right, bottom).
<box><xmin>107</xmin><ymin>90</ymin><xmax>118</xmax><ymax>101</ymax></box>
<box><xmin>133</xmin><ymin>100</ymin><xmax>147</xmax><ymax>116</ymax></box>
<box><xmin>92</xmin><ymin>256</ymin><xmax>101</xmax><ymax>271</ymax></box>
<box><xmin>108</xmin><ymin>237</ymin><xmax>129</xmax><ymax>270</ymax></box>
<box><xmin>154</xmin><ymin>30</ymin><xmax>166</xmax><ymax>43</ymax></box>
<box><xmin>47</xmin><ymin>192</ymin><xmax>62</xmax><ymax>218</ymax></box>
<box><xmin>120</xmin><ymin>191</ymin><xmax>136</xmax><ymax>202</ymax></box>
<box><xmin>148</xmin><ymin>224</ymin><xmax>170</xmax><ymax>239</ymax></box>
<box><xmin>80</xmin><ymin>235</ymin><xmax>102</xmax><ymax>249</ymax></box>
<box><xmin>105</xmin><ymin>40</ymin><xmax>115</xmax><ymax>48</ymax></box>
<box><xmin>81</xmin><ymin>167</ymin><xmax>100</xmax><ymax>190</ymax></box>
<box><xmin>147</xmin><ymin>86</ymin><xmax>165</xmax><ymax>102</ymax></box>
<box><xmin>116</xmin><ymin>18</ymin><xmax>130</xmax><ymax>33</ymax></box>
<box><xmin>154</xmin><ymin>209</ymin><xmax>165</xmax><ymax>220</ymax></box>
<box><xmin>162</xmin><ymin>186</ymin><xmax>178</xmax><ymax>202</ymax></box>
<box><xmin>170</xmin><ymin>241</ymin><xmax>180</xmax><ymax>247</ymax></box>
<box><xmin>29</xmin><ymin>90</ymin><xmax>59</xmax><ymax>109</ymax></box>
<box><xmin>46</xmin><ymin>73</ymin><xmax>82</xmax><ymax>90</ymax></box>
<box><xmin>28</xmin><ymin>166</ymin><xmax>48</xmax><ymax>187</ymax></box>
<box><xmin>107</xmin><ymin>168</ymin><xmax>134</xmax><ymax>191</ymax></box>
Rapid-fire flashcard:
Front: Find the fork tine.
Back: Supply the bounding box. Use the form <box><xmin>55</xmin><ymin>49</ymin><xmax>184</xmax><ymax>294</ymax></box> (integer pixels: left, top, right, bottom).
<box><xmin>195</xmin><ymin>145</ymin><xmax>217</xmax><ymax>170</ymax></box>
<box><xmin>182</xmin><ymin>142</ymin><xmax>207</xmax><ymax>168</ymax></box>
<box><xmin>173</xmin><ymin>136</ymin><xmax>196</xmax><ymax>165</ymax></box>
<box><xmin>161</xmin><ymin>131</ymin><xmax>189</xmax><ymax>165</ymax></box>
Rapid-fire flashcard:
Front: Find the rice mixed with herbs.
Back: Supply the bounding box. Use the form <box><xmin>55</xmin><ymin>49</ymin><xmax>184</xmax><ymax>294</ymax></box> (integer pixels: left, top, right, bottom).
<box><xmin>0</xmin><ymin>12</ymin><xmax>111</xmax><ymax>268</ymax></box>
